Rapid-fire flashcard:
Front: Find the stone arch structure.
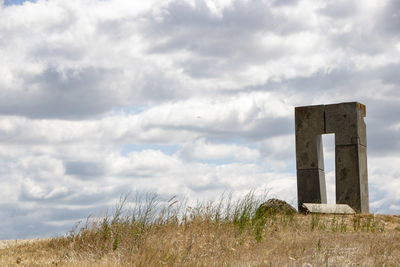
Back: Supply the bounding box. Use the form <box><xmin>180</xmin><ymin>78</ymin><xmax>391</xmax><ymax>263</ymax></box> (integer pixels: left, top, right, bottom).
<box><xmin>295</xmin><ymin>102</ymin><xmax>369</xmax><ymax>213</ymax></box>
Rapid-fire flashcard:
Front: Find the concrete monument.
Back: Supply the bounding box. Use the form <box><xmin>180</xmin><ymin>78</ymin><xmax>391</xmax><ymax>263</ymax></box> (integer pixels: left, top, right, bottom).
<box><xmin>295</xmin><ymin>102</ymin><xmax>369</xmax><ymax>213</ymax></box>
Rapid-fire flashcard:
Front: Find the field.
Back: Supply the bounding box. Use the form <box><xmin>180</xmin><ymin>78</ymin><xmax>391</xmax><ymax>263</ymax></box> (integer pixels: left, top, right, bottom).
<box><xmin>0</xmin><ymin>193</ymin><xmax>399</xmax><ymax>266</ymax></box>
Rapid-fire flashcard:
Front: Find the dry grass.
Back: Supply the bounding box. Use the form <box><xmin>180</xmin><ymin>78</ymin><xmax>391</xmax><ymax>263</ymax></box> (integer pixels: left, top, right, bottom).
<box><xmin>1</xmin><ymin>192</ymin><xmax>399</xmax><ymax>266</ymax></box>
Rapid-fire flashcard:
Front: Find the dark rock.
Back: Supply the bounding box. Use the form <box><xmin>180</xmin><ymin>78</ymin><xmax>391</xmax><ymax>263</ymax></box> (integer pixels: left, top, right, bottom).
<box><xmin>255</xmin><ymin>199</ymin><xmax>297</xmax><ymax>218</ymax></box>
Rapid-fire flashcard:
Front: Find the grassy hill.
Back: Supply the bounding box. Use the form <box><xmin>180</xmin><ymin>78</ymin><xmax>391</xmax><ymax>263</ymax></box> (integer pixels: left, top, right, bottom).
<box><xmin>1</xmin><ymin>193</ymin><xmax>399</xmax><ymax>266</ymax></box>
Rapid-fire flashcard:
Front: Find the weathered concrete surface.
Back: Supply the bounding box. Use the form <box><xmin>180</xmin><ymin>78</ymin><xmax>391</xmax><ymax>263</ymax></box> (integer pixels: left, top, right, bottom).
<box><xmin>336</xmin><ymin>144</ymin><xmax>369</xmax><ymax>213</ymax></box>
<box><xmin>302</xmin><ymin>203</ymin><xmax>356</xmax><ymax>214</ymax></box>
<box><xmin>295</xmin><ymin>105</ymin><xmax>325</xmax><ymax>170</ymax></box>
<box><xmin>295</xmin><ymin>105</ymin><xmax>327</xmax><ymax>211</ymax></box>
<box><xmin>295</xmin><ymin>102</ymin><xmax>369</xmax><ymax>213</ymax></box>
<box><xmin>297</xmin><ymin>169</ymin><xmax>327</xmax><ymax>212</ymax></box>
<box><xmin>325</xmin><ymin>102</ymin><xmax>367</xmax><ymax>146</ymax></box>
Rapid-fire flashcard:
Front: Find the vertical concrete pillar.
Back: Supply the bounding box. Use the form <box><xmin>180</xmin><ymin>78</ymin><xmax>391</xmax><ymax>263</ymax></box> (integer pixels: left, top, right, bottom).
<box><xmin>295</xmin><ymin>102</ymin><xmax>369</xmax><ymax>213</ymax></box>
<box><xmin>295</xmin><ymin>105</ymin><xmax>327</xmax><ymax>212</ymax></box>
<box><xmin>325</xmin><ymin>102</ymin><xmax>369</xmax><ymax>213</ymax></box>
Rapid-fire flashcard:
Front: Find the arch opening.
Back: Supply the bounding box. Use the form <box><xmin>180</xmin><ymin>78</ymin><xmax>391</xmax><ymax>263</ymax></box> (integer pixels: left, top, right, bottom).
<box><xmin>322</xmin><ymin>133</ymin><xmax>335</xmax><ymax>204</ymax></box>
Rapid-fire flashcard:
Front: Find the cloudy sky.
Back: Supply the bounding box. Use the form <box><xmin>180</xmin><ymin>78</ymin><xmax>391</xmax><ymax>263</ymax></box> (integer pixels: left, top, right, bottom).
<box><xmin>0</xmin><ymin>0</ymin><xmax>399</xmax><ymax>239</ymax></box>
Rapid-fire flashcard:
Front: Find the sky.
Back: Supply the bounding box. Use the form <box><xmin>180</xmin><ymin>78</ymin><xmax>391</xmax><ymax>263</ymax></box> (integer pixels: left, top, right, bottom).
<box><xmin>0</xmin><ymin>0</ymin><xmax>399</xmax><ymax>239</ymax></box>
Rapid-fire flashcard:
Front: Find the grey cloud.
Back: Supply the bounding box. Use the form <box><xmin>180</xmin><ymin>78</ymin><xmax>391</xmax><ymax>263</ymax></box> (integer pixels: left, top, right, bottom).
<box><xmin>318</xmin><ymin>2</ymin><xmax>396</xmax><ymax>56</ymax></box>
<box><xmin>0</xmin><ymin>219</ymin><xmax>66</xmax><ymax>240</ymax></box>
<box><xmin>318</xmin><ymin>1</ymin><xmax>358</xmax><ymax>18</ymax></box>
<box><xmin>116</xmin><ymin>169</ymin><xmax>154</xmax><ymax>178</ymax></box>
<box><xmin>45</xmin><ymin>189</ymin><xmax>123</xmax><ymax>207</ymax></box>
<box><xmin>188</xmin><ymin>181</ymin><xmax>227</xmax><ymax>193</ymax></box>
<box><xmin>327</xmin><ymin>31</ymin><xmax>386</xmax><ymax>56</ymax></box>
<box><xmin>379</xmin><ymin>63</ymin><xmax>400</xmax><ymax>86</ymax></box>
<box><xmin>96</xmin><ymin>17</ymin><xmax>141</xmax><ymax>41</ymax></box>
<box><xmin>44</xmin><ymin>207</ymin><xmax>96</xmax><ymax>222</ymax></box>
<box><xmin>0</xmin><ymin>65</ymin><xmax>190</xmax><ymax>119</ymax></box>
<box><xmin>369</xmin><ymin>185</ymin><xmax>400</xmax><ymax>214</ymax></box>
<box><xmin>228</xmin><ymin>67</ymin><xmax>357</xmax><ymax>96</ymax></box>
<box><xmin>144</xmin><ymin>0</ymin><xmax>274</xmax><ymax>55</ymax></box>
<box><xmin>136</xmin><ymin>69</ymin><xmax>189</xmax><ymax>102</ymax></box>
<box><xmin>259</xmin><ymin>136</ymin><xmax>295</xmax><ymax>163</ymax></box>
<box><xmin>242</xmin><ymin>66</ymin><xmax>400</xmax><ymax>157</ymax></box>
<box><xmin>146</xmin><ymin>0</ymin><xmax>306</xmax><ymax>42</ymax></box>
<box><xmin>179</xmin><ymin>46</ymin><xmax>284</xmax><ymax>78</ymax></box>
<box><xmin>59</xmin><ymin>192</ymin><xmax>114</xmax><ymax>206</ymax></box>
<box><xmin>19</xmin><ymin>185</ymin><xmax>70</xmax><ymax>202</ymax></box>
<box><xmin>34</xmin><ymin>44</ymin><xmax>85</xmax><ymax>61</ymax></box>
<box><xmin>367</xmin><ymin>99</ymin><xmax>400</xmax><ymax>125</ymax></box>
<box><xmin>251</xmin><ymin>64</ymin><xmax>400</xmax><ymax>102</ymax></box>
<box><xmin>142</xmin><ymin>0</ymin><xmax>307</xmax><ymax>78</ymax></box>
<box><xmin>147</xmin><ymin>116</ymin><xmax>293</xmax><ymax>142</ymax></box>
<box><xmin>0</xmin><ymin>66</ymin><xmax>120</xmax><ymax>119</ymax></box>
<box><xmin>0</xmin><ymin>204</ymin><xmax>30</xmax><ymax>218</ymax></box>
<box><xmin>18</xmin><ymin>178</ymin><xmax>142</xmax><ymax>207</ymax></box>
<box><xmin>279</xmin><ymin>69</ymin><xmax>355</xmax><ymax>93</ymax></box>
<box><xmin>0</xmin><ymin>204</ymin><xmax>100</xmax><ymax>240</ymax></box>
<box><xmin>0</xmin><ymin>8</ymin><xmax>191</xmax><ymax>119</ymax></box>
<box><xmin>147</xmin><ymin>0</ymin><xmax>272</xmax><ymax>41</ymax></box>
<box><xmin>364</xmin><ymin>100</ymin><xmax>400</xmax><ymax>156</ymax></box>
<box><xmin>65</xmin><ymin>161</ymin><xmax>107</xmax><ymax>178</ymax></box>
<box><xmin>0</xmin><ymin>64</ymin><xmax>186</xmax><ymax>119</ymax></box>
<box><xmin>271</xmin><ymin>0</ymin><xmax>299</xmax><ymax>7</ymax></box>
<box><xmin>0</xmin><ymin>204</ymin><xmax>63</xmax><ymax>239</ymax></box>
<box><xmin>241</xmin><ymin>117</ymin><xmax>293</xmax><ymax>141</ymax></box>
<box><xmin>379</xmin><ymin>0</ymin><xmax>400</xmax><ymax>37</ymax></box>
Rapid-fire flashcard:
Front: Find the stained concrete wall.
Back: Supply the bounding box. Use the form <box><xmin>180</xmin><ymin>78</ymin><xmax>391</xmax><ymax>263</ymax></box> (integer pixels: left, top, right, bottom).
<box><xmin>295</xmin><ymin>105</ymin><xmax>327</xmax><ymax>212</ymax></box>
<box><xmin>295</xmin><ymin>102</ymin><xmax>369</xmax><ymax>213</ymax></box>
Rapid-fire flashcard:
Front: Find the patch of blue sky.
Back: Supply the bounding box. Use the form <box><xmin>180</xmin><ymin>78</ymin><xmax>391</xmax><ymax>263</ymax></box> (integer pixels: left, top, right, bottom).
<box><xmin>4</xmin><ymin>0</ymin><xmax>36</xmax><ymax>6</ymax></box>
<box><xmin>121</xmin><ymin>143</ymin><xmax>180</xmax><ymax>156</ymax></box>
<box><xmin>282</xmin><ymin>161</ymin><xmax>296</xmax><ymax>173</ymax></box>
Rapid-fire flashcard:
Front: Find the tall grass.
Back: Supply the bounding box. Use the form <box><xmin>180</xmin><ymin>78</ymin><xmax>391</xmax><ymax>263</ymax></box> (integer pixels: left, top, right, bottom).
<box><xmin>0</xmin><ymin>191</ymin><xmax>399</xmax><ymax>266</ymax></box>
<box><xmin>70</xmin><ymin>191</ymin><xmax>274</xmax><ymax>250</ymax></box>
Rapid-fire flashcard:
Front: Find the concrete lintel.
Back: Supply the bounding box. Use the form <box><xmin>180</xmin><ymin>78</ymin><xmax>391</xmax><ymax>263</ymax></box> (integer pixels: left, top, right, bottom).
<box><xmin>325</xmin><ymin>102</ymin><xmax>367</xmax><ymax>146</ymax></box>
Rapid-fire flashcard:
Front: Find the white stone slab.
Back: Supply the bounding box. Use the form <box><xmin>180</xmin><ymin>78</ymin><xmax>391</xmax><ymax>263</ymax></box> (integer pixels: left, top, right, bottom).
<box><xmin>302</xmin><ymin>203</ymin><xmax>356</xmax><ymax>214</ymax></box>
